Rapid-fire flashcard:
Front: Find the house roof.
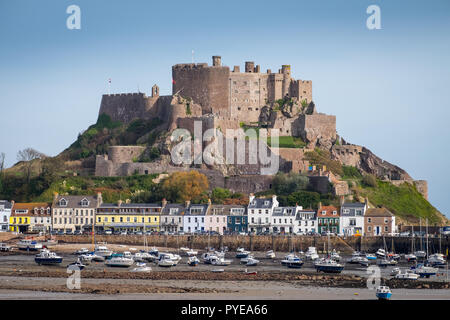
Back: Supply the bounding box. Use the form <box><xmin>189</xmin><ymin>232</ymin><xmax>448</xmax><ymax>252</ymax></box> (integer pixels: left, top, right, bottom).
<box><xmin>161</xmin><ymin>203</ymin><xmax>186</xmax><ymax>215</ymax></box>
<box><xmin>317</xmin><ymin>205</ymin><xmax>339</xmax><ymax>217</ymax></box>
<box><xmin>341</xmin><ymin>202</ymin><xmax>366</xmax><ymax>208</ymax></box>
<box><xmin>100</xmin><ymin>203</ymin><xmax>161</xmax><ymax>208</ymax></box>
<box><xmin>365</xmin><ymin>208</ymin><xmax>394</xmax><ymax>217</ymax></box>
<box><xmin>185</xmin><ymin>203</ymin><xmax>210</xmax><ymax>216</ymax></box>
<box><xmin>0</xmin><ymin>200</ymin><xmax>12</xmax><ymax>209</ymax></box>
<box><xmin>272</xmin><ymin>207</ymin><xmax>298</xmax><ymax>217</ymax></box>
<box><xmin>248</xmin><ymin>198</ymin><xmax>274</xmax><ymax>209</ymax></box>
<box><xmin>11</xmin><ymin>202</ymin><xmax>51</xmax><ymax>216</ymax></box>
<box><xmin>53</xmin><ymin>195</ymin><xmax>99</xmax><ymax>209</ymax></box>
<box><xmin>210</xmin><ymin>204</ymin><xmax>246</xmax><ymax>215</ymax></box>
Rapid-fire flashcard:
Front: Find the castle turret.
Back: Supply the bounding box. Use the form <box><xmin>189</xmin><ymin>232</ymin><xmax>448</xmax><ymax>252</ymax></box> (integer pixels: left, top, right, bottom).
<box><xmin>245</xmin><ymin>61</ymin><xmax>255</xmax><ymax>73</ymax></box>
<box><xmin>212</xmin><ymin>56</ymin><xmax>222</xmax><ymax>67</ymax></box>
<box><xmin>152</xmin><ymin>84</ymin><xmax>159</xmax><ymax>97</ymax></box>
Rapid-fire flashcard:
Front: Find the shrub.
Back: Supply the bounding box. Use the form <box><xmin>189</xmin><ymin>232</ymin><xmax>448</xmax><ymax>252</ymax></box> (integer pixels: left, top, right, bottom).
<box><xmin>362</xmin><ymin>174</ymin><xmax>377</xmax><ymax>188</ymax></box>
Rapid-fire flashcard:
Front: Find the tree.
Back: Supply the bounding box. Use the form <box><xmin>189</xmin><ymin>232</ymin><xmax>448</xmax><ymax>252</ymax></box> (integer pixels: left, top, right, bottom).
<box><xmin>40</xmin><ymin>157</ymin><xmax>64</xmax><ymax>188</ymax></box>
<box><xmin>286</xmin><ymin>191</ymin><xmax>321</xmax><ymax>208</ymax></box>
<box><xmin>211</xmin><ymin>187</ymin><xmax>232</xmax><ymax>204</ymax></box>
<box><xmin>273</xmin><ymin>172</ymin><xmax>309</xmax><ymax>195</ymax></box>
<box><xmin>17</xmin><ymin>148</ymin><xmax>46</xmax><ymax>183</ymax></box>
<box><xmin>161</xmin><ymin>171</ymin><xmax>209</xmax><ymax>203</ymax></box>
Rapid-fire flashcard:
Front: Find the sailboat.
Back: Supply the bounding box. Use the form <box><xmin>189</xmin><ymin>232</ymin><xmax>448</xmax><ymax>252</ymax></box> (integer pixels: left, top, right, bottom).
<box><xmin>414</xmin><ymin>218</ymin><xmax>426</xmax><ymax>259</ymax></box>
<box><xmin>405</xmin><ymin>225</ymin><xmax>417</xmax><ymax>262</ymax></box>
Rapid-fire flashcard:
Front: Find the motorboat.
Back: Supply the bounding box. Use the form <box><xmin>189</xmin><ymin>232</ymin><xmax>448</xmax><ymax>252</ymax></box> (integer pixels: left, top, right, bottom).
<box><xmin>281</xmin><ymin>254</ymin><xmax>301</xmax><ymax>266</ymax></box>
<box><xmin>391</xmin><ymin>268</ymin><xmax>419</xmax><ymax>280</ymax></box>
<box><xmin>105</xmin><ymin>254</ymin><xmax>134</xmax><ymax>267</ymax></box>
<box><xmin>211</xmin><ymin>268</ymin><xmax>225</xmax><ymax>273</ymax></box>
<box><xmin>348</xmin><ymin>255</ymin><xmax>369</xmax><ymax>264</ymax></box>
<box><xmin>236</xmin><ymin>249</ymin><xmax>250</xmax><ymax>259</ymax></box>
<box><xmin>202</xmin><ymin>252</ymin><xmax>218</xmax><ymax>264</ymax></box>
<box><xmin>149</xmin><ymin>247</ymin><xmax>159</xmax><ymax>257</ymax></box>
<box><xmin>412</xmin><ymin>264</ymin><xmax>438</xmax><ymax>278</ymax></box>
<box><xmin>404</xmin><ymin>253</ymin><xmax>417</xmax><ymax>262</ymax></box>
<box><xmin>78</xmin><ymin>254</ymin><xmax>93</xmax><ymax>264</ymax></box>
<box><xmin>158</xmin><ymin>256</ymin><xmax>175</xmax><ymax>267</ymax></box>
<box><xmin>427</xmin><ymin>254</ymin><xmax>446</xmax><ymax>267</ymax></box>
<box><xmin>0</xmin><ymin>243</ymin><xmax>12</xmax><ymax>252</ymax></box>
<box><xmin>187</xmin><ymin>256</ymin><xmax>200</xmax><ymax>266</ymax></box>
<box><xmin>211</xmin><ymin>256</ymin><xmax>232</xmax><ymax>266</ymax></box>
<box><xmin>131</xmin><ymin>262</ymin><xmax>152</xmax><ymax>272</ymax></box>
<box><xmin>365</xmin><ymin>254</ymin><xmax>377</xmax><ymax>260</ymax></box>
<box><xmin>89</xmin><ymin>252</ymin><xmax>105</xmax><ymax>262</ymax></box>
<box><xmin>414</xmin><ymin>250</ymin><xmax>427</xmax><ymax>259</ymax></box>
<box><xmin>34</xmin><ymin>249</ymin><xmax>63</xmax><ymax>265</ymax></box>
<box><xmin>18</xmin><ymin>239</ymin><xmax>42</xmax><ymax>251</ymax></box>
<box><xmin>305</xmin><ymin>247</ymin><xmax>319</xmax><ymax>261</ymax></box>
<box><xmin>179</xmin><ymin>247</ymin><xmax>190</xmax><ymax>252</ymax></box>
<box><xmin>265</xmin><ymin>250</ymin><xmax>275</xmax><ymax>259</ymax></box>
<box><xmin>387</xmin><ymin>253</ymin><xmax>401</xmax><ymax>261</ymax></box>
<box><xmin>244</xmin><ymin>268</ymin><xmax>257</xmax><ymax>275</ymax></box>
<box><xmin>314</xmin><ymin>258</ymin><xmax>344</xmax><ymax>273</ymax></box>
<box><xmin>240</xmin><ymin>255</ymin><xmax>255</xmax><ymax>264</ymax></box>
<box><xmin>330</xmin><ymin>250</ymin><xmax>341</xmax><ymax>262</ymax></box>
<box><xmin>94</xmin><ymin>245</ymin><xmax>112</xmax><ymax>258</ymax></box>
<box><xmin>67</xmin><ymin>259</ymin><xmax>86</xmax><ymax>271</ymax></box>
<box><xmin>246</xmin><ymin>257</ymin><xmax>260</xmax><ymax>267</ymax></box>
<box><xmin>133</xmin><ymin>250</ymin><xmax>153</xmax><ymax>262</ymax></box>
<box><xmin>286</xmin><ymin>259</ymin><xmax>304</xmax><ymax>269</ymax></box>
<box><xmin>158</xmin><ymin>253</ymin><xmax>181</xmax><ymax>265</ymax></box>
<box><xmin>375</xmin><ymin>248</ymin><xmax>386</xmax><ymax>258</ymax></box>
<box><xmin>376</xmin><ymin>286</ymin><xmax>392</xmax><ymax>300</ymax></box>
<box><xmin>74</xmin><ymin>248</ymin><xmax>89</xmax><ymax>255</ymax></box>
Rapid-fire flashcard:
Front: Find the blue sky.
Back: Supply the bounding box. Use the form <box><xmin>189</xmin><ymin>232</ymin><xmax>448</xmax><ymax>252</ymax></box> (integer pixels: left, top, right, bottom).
<box><xmin>0</xmin><ymin>0</ymin><xmax>449</xmax><ymax>218</ymax></box>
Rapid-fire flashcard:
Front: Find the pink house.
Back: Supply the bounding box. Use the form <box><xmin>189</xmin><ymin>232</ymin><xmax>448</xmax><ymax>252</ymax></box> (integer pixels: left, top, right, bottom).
<box><xmin>205</xmin><ymin>204</ymin><xmax>229</xmax><ymax>234</ymax></box>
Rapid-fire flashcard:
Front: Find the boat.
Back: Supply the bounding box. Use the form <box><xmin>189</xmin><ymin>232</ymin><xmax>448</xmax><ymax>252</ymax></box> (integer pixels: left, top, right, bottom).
<box><xmin>158</xmin><ymin>256</ymin><xmax>175</xmax><ymax>268</ymax></box>
<box><xmin>412</xmin><ymin>264</ymin><xmax>438</xmax><ymax>278</ymax></box>
<box><xmin>202</xmin><ymin>252</ymin><xmax>218</xmax><ymax>264</ymax></box>
<box><xmin>78</xmin><ymin>254</ymin><xmax>93</xmax><ymax>264</ymax></box>
<box><xmin>158</xmin><ymin>253</ymin><xmax>181</xmax><ymax>266</ymax></box>
<box><xmin>74</xmin><ymin>248</ymin><xmax>89</xmax><ymax>255</ymax></box>
<box><xmin>67</xmin><ymin>259</ymin><xmax>86</xmax><ymax>271</ymax></box>
<box><xmin>17</xmin><ymin>239</ymin><xmax>42</xmax><ymax>251</ymax></box>
<box><xmin>187</xmin><ymin>256</ymin><xmax>200</xmax><ymax>266</ymax></box>
<box><xmin>94</xmin><ymin>244</ymin><xmax>112</xmax><ymax>258</ymax></box>
<box><xmin>130</xmin><ymin>262</ymin><xmax>152</xmax><ymax>272</ymax></box>
<box><xmin>305</xmin><ymin>247</ymin><xmax>319</xmax><ymax>261</ymax></box>
<box><xmin>377</xmin><ymin>259</ymin><xmax>391</xmax><ymax>267</ymax></box>
<box><xmin>427</xmin><ymin>253</ymin><xmax>446</xmax><ymax>267</ymax></box>
<box><xmin>387</xmin><ymin>253</ymin><xmax>401</xmax><ymax>261</ymax></box>
<box><xmin>376</xmin><ymin>286</ymin><xmax>392</xmax><ymax>300</ymax></box>
<box><xmin>240</xmin><ymin>254</ymin><xmax>255</xmax><ymax>264</ymax></box>
<box><xmin>133</xmin><ymin>250</ymin><xmax>153</xmax><ymax>262</ymax></box>
<box><xmin>211</xmin><ymin>268</ymin><xmax>225</xmax><ymax>273</ymax></box>
<box><xmin>281</xmin><ymin>254</ymin><xmax>301</xmax><ymax>266</ymax></box>
<box><xmin>34</xmin><ymin>249</ymin><xmax>63</xmax><ymax>265</ymax></box>
<box><xmin>211</xmin><ymin>256</ymin><xmax>232</xmax><ymax>266</ymax></box>
<box><xmin>265</xmin><ymin>250</ymin><xmax>275</xmax><ymax>259</ymax></box>
<box><xmin>246</xmin><ymin>257</ymin><xmax>260</xmax><ymax>267</ymax></box>
<box><xmin>405</xmin><ymin>253</ymin><xmax>417</xmax><ymax>262</ymax></box>
<box><xmin>0</xmin><ymin>243</ymin><xmax>12</xmax><ymax>252</ymax></box>
<box><xmin>149</xmin><ymin>247</ymin><xmax>159</xmax><ymax>257</ymax></box>
<box><xmin>179</xmin><ymin>247</ymin><xmax>190</xmax><ymax>252</ymax></box>
<box><xmin>186</xmin><ymin>249</ymin><xmax>198</xmax><ymax>256</ymax></box>
<box><xmin>314</xmin><ymin>258</ymin><xmax>344</xmax><ymax>273</ymax></box>
<box><xmin>286</xmin><ymin>259</ymin><xmax>303</xmax><ymax>269</ymax></box>
<box><xmin>330</xmin><ymin>250</ymin><xmax>341</xmax><ymax>262</ymax></box>
<box><xmin>393</xmin><ymin>270</ymin><xmax>419</xmax><ymax>280</ymax></box>
<box><xmin>236</xmin><ymin>249</ymin><xmax>250</xmax><ymax>259</ymax></box>
<box><xmin>376</xmin><ymin>248</ymin><xmax>386</xmax><ymax>258</ymax></box>
<box><xmin>365</xmin><ymin>253</ymin><xmax>377</xmax><ymax>260</ymax></box>
<box><xmin>105</xmin><ymin>254</ymin><xmax>134</xmax><ymax>267</ymax></box>
<box><xmin>244</xmin><ymin>268</ymin><xmax>257</xmax><ymax>275</ymax></box>
<box><xmin>348</xmin><ymin>255</ymin><xmax>369</xmax><ymax>264</ymax></box>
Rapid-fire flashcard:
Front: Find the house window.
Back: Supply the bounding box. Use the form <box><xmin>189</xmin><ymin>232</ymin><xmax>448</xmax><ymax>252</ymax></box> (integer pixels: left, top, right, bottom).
<box><xmin>332</xmin><ymin>211</ymin><xmax>337</xmax><ymax>215</ymax></box>
<box><xmin>59</xmin><ymin>199</ymin><xmax>67</xmax><ymax>207</ymax></box>
<box><xmin>368</xmin><ymin>226</ymin><xmax>372</xmax><ymax>232</ymax></box>
<box><xmin>384</xmin><ymin>226</ymin><xmax>389</xmax><ymax>232</ymax></box>
<box><xmin>367</xmin><ymin>218</ymin><xmax>372</xmax><ymax>223</ymax></box>
<box><xmin>384</xmin><ymin>218</ymin><xmax>388</xmax><ymax>224</ymax></box>
<box><xmin>321</xmin><ymin>211</ymin><xmax>326</xmax><ymax>215</ymax></box>
<box><xmin>343</xmin><ymin>209</ymin><xmax>350</xmax><ymax>214</ymax></box>
<box><xmin>81</xmin><ymin>198</ymin><xmax>89</xmax><ymax>207</ymax></box>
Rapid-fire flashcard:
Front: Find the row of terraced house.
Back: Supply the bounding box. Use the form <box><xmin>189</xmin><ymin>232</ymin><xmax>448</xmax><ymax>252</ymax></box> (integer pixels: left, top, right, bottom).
<box><xmin>0</xmin><ymin>192</ymin><xmax>396</xmax><ymax>236</ymax></box>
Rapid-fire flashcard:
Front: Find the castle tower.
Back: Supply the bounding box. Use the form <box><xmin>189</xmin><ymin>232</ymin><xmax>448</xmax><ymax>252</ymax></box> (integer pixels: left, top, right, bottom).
<box><xmin>281</xmin><ymin>65</ymin><xmax>291</xmax><ymax>98</ymax></box>
<box><xmin>152</xmin><ymin>84</ymin><xmax>159</xmax><ymax>97</ymax></box>
<box><xmin>245</xmin><ymin>61</ymin><xmax>255</xmax><ymax>73</ymax></box>
<box><xmin>212</xmin><ymin>56</ymin><xmax>222</xmax><ymax>67</ymax></box>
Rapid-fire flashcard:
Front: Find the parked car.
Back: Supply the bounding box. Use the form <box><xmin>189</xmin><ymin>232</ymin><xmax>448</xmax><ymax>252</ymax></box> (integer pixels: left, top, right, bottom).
<box><xmin>120</xmin><ymin>231</ymin><xmax>127</xmax><ymax>235</ymax></box>
<box><xmin>399</xmin><ymin>231</ymin><xmax>410</xmax><ymax>237</ymax></box>
<box><xmin>65</xmin><ymin>230</ymin><xmax>73</xmax><ymax>235</ymax></box>
<box><xmin>104</xmin><ymin>230</ymin><xmax>112</xmax><ymax>235</ymax></box>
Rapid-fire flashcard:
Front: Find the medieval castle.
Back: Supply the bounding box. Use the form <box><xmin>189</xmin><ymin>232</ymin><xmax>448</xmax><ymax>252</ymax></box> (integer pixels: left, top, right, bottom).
<box><xmin>95</xmin><ymin>56</ymin><xmax>427</xmax><ymax>199</ymax></box>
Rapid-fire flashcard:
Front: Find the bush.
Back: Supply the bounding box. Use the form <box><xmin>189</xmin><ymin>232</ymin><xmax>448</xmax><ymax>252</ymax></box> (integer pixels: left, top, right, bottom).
<box><xmin>342</xmin><ymin>165</ymin><xmax>362</xmax><ymax>179</ymax></box>
<box><xmin>362</xmin><ymin>174</ymin><xmax>377</xmax><ymax>188</ymax></box>
<box><xmin>273</xmin><ymin>173</ymin><xmax>309</xmax><ymax>195</ymax></box>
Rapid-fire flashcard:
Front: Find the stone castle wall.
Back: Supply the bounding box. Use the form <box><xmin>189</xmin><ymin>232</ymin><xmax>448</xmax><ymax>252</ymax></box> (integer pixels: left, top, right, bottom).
<box><xmin>296</xmin><ymin>113</ymin><xmax>336</xmax><ymax>148</ymax></box>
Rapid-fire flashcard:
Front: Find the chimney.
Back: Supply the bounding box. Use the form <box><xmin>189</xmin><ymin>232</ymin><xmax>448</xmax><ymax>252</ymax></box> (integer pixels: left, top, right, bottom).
<box><xmin>318</xmin><ymin>202</ymin><xmax>322</xmax><ymax>210</ymax></box>
<box><xmin>249</xmin><ymin>193</ymin><xmax>255</xmax><ymax>204</ymax></box>
<box><xmin>212</xmin><ymin>56</ymin><xmax>221</xmax><ymax>67</ymax></box>
<box><xmin>97</xmin><ymin>192</ymin><xmax>103</xmax><ymax>206</ymax></box>
<box><xmin>162</xmin><ymin>198</ymin><xmax>167</xmax><ymax>207</ymax></box>
<box><xmin>185</xmin><ymin>200</ymin><xmax>191</xmax><ymax>208</ymax></box>
<box><xmin>53</xmin><ymin>192</ymin><xmax>59</xmax><ymax>203</ymax></box>
<box><xmin>340</xmin><ymin>196</ymin><xmax>345</xmax><ymax>206</ymax></box>
<box><xmin>118</xmin><ymin>200</ymin><xmax>123</xmax><ymax>207</ymax></box>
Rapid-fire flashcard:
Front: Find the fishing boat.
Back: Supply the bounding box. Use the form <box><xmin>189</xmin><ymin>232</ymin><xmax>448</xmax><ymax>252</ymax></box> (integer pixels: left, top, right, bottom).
<box><xmin>187</xmin><ymin>256</ymin><xmax>200</xmax><ymax>266</ymax></box>
<box><xmin>265</xmin><ymin>250</ymin><xmax>275</xmax><ymax>259</ymax></box>
<box><xmin>105</xmin><ymin>253</ymin><xmax>134</xmax><ymax>267</ymax></box>
<box><xmin>314</xmin><ymin>258</ymin><xmax>344</xmax><ymax>273</ymax></box>
<box><xmin>34</xmin><ymin>249</ymin><xmax>63</xmax><ymax>265</ymax></box>
<box><xmin>305</xmin><ymin>247</ymin><xmax>319</xmax><ymax>261</ymax></box>
<box><xmin>131</xmin><ymin>262</ymin><xmax>152</xmax><ymax>272</ymax></box>
<box><xmin>412</xmin><ymin>264</ymin><xmax>438</xmax><ymax>278</ymax></box>
<box><xmin>211</xmin><ymin>256</ymin><xmax>232</xmax><ymax>266</ymax></box>
<box><xmin>17</xmin><ymin>239</ymin><xmax>42</xmax><ymax>251</ymax></box>
<box><xmin>376</xmin><ymin>286</ymin><xmax>392</xmax><ymax>300</ymax></box>
<box><xmin>246</xmin><ymin>257</ymin><xmax>260</xmax><ymax>267</ymax></box>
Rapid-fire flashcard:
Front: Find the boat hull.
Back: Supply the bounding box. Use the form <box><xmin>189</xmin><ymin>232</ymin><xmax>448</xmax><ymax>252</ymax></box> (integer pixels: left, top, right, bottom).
<box><xmin>315</xmin><ymin>265</ymin><xmax>344</xmax><ymax>273</ymax></box>
<box><xmin>376</xmin><ymin>292</ymin><xmax>392</xmax><ymax>300</ymax></box>
<box><xmin>35</xmin><ymin>257</ymin><xmax>63</xmax><ymax>265</ymax></box>
<box><xmin>287</xmin><ymin>262</ymin><xmax>304</xmax><ymax>269</ymax></box>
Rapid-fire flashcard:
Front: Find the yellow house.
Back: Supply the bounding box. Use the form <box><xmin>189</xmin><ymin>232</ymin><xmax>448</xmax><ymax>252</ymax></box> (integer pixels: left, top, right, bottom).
<box><xmin>96</xmin><ymin>201</ymin><xmax>163</xmax><ymax>233</ymax></box>
<box><xmin>9</xmin><ymin>202</ymin><xmax>52</xmax><ymax>233</ymax></box>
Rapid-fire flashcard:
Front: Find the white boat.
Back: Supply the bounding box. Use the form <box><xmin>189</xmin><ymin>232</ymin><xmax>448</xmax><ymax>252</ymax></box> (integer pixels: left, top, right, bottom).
<box><xmin>158</xmin><ymin>253</ymin><xmax>181</xmax><ymax>265</ymax></box>
<box><xmin>376</xmin><ymin>286</ymin><xmax>392</xmax><ymax>300</ymax></box>
<box><xmin>427</xmin><ymin>253</ymin><xmax>446</xmax><ymax>267</ymax></box>
<box><xmin>211</xmin><ymin>268</ymin><xmax>225</xmax><ymax>273</ymax></box>
<box><xmin>405</xmin><ymin>253</ymin><xmax>417</xmax><ymax>262</ymax></box>
<box><xmin>348</xmin><ymin>255</ymin><xmax>369</xmax><ymax>264</ymax></box>
<box><xmin>79</xmin><ymin>254</ymin><xmax>93</xmax><ymax>264</ymax></box>
<box><xmin>187</xmin><ymin>256</ymin><xmax>200</xmax><ymax>266</ymax></box>
<box><xmin>414</xmin><ymin>250</ymin><xmax>427</xmax><ymax>259</ymax></box>
<box><xmin>17</xmin><ymin>239</ymin><xmax>42</xmax><ymax>251</ymax></box>
<box><xmin>265</xmin><ymin>250</ymin><xmax>275</xmax><ymax>259</ymax></box>
<box><xmin>305</xmin><ymin>247</ymin><xmax>319</xmax><ymax>260</ymax></box>
<box><xmin>246</xmin><ymin>257</ymin><xmax>260</xmax><ymax>266</ymax></box>
<box><xmin>240</xmin><ymin>255</ymin><xmax>255</xmax><ymax>264</ymax></box>
<box><xmin>236</xmin><ymin>249</ymin><xmax>250</xmax><ymax>259</ymax></box>
<box><xmin>0</xmin><ymin>243</ymin><xmax>12</xmax><ymax>252</ymax></box>
<box><xmin>179</xmin><ymin>247</ymin><xmax>190</xmax><ymax>252</ymax></box>
<box><xmin>133</xmin><ymin>251</ymin><xmax>153</xmax><ymax>262</ymax></box>
<box><xmin>105</xmin><ymin>254</ymin><xmax>134</xmax><ymax>267</ymax></box>
<box><xmin>35</xmin><ymin>249</ymin><xmax>63</xmax><ymax>265</ymax></box>
<box><xmin>74</xmin><ymin>248</ymin><xmax>89</xmax><ymax>255</ymax></box>
<box><xmin>390</xmin><ymin>267</ymin><xmax>401</xmax><ymax>276</ymax></box>
<box><xmin>94</xmin><ymin>245</ymin><xmax>112</xmax><ymax>258</ymax></box>
<box><xmin>376</xmin><ymin>248</ymin><xmax>386</xmax><ymax>258</ymax></box>
<box><xmin>413</xmin><ymin>265</ymin><xmax>438</xmax><ymax>278</ymax></box>
<box><xmin>158</xmin><ymin>256</ymin><xmax>175</xmax><ymax>267</ymax></box>
<box><xmin>131</xmin><ymin>262</ymin><xmax>152</xmax><ymax>272</ymax></box>
<box><xmin>186</xmin><ymin>249</ymin><xmax>198</xmax><ymax>256</ymax></box>
<box><xmin>211</xmin><ymin>256</ymin><xmax>232</xmax><ymax>266</ymax></box>
<box><xmin>392</xmin><ymin>268</ymin><xmax>419</xmax><ymax>280</ymax></box>
<box><xmin>281</xmin><ymin>253</ymin><xmax>301</xmax><ymax>265</ymax></box>
<box><xmin>202</xmin><ymin>252</ymin><xmax>218</xmax><ymax>264</ymax></box>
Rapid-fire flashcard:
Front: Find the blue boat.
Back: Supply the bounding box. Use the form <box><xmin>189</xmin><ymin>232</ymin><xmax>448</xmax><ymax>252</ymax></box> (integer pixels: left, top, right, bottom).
<box><xmin>35</xmin><ymin>249</ymin><xmax>63</xmax><ymax>265</ymax></box>
<box><xmin>376</xmin><ymin>286</ymin><xmax>392</xmax><ymax>300</ymax></box>
<box><xmin>314</xmin><ymin>259</ymin><xmax>344</xmax><ymax>273</ymax></box>
<box><xmin>287</xmin><ymin>260</ymin><xmax>304</xmax><ymax>269</ymax></box>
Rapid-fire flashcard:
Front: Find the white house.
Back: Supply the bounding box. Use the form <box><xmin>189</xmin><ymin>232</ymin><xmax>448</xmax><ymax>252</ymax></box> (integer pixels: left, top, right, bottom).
<box><xmin>247</xmin><ymin>194</ymin><xmax>279</xmax><ymax>234</ymax></box>
<box><xmin>183</xmin><ymin>201</ymin><xmax>210</xmax><ymax>234</ymax></box>
<box><xmin>0</xmin><ymin>200</ymin><xmax>12</xmax><ymax>232</ymax></box>
<box><xmin>339</xmin><ymin>200</ymin><xmax>368</xmax><ymax>236</ymax></box>
<box><xmin>294</xmin><ymin>209</ymin><xmax>317</xmax><ymax>234</ymax></box>
<box><xmin>271</xmin><ymin>206</ymin><xmax>302</xmax><ymax>234</ymax></box>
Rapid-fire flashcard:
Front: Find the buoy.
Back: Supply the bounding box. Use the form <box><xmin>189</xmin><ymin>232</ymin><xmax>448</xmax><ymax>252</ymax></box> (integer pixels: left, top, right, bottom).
<box><xmin>354</xmin><ymin>292</ymin><xmax>359</xmax><ymax>295</ymax></box>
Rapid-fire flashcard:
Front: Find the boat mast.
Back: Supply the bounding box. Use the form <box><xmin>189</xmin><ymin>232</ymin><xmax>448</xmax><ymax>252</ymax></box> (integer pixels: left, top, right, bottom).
<box><xmin>420</xmin><ymin>218</ymin><xmax>423</xmax><ymax>252</ymax></box>
<box><xmin>426</xmin><ymin>218</ymin><xmax>429</xmax><ymax>259</ymax></box>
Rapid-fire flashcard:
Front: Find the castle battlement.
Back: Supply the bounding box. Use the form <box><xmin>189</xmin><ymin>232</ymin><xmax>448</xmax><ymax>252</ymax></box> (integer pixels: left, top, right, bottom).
<box><xmin>102</xmin><ymin>92</ymin><xmax>147</xmax><ymax>98</ymax></box>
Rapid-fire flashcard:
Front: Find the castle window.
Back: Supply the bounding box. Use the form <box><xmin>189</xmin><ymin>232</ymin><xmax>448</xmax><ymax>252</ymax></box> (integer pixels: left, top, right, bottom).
<box><xmin>248</xmin><ymin>108</ymin><xmax>252</xmax><ymax>111</ymax></box>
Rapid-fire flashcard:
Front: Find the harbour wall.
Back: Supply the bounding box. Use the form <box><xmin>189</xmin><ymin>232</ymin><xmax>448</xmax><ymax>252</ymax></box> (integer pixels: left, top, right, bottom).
<box><xmin>55</xmin><ymin>235</ymin><xmax>450</xmax><ymax>255</ymax></box>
